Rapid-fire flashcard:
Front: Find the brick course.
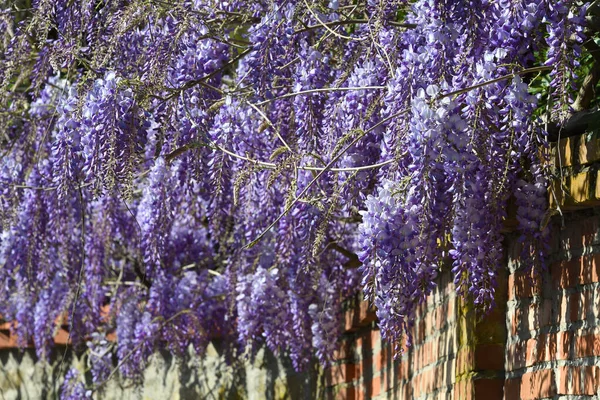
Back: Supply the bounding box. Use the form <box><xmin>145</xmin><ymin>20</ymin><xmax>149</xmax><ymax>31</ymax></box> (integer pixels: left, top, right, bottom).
<box><xmin>325</xmin><ymin>208</ymin><xmax>600</xmax><ymax>399</ymax></box>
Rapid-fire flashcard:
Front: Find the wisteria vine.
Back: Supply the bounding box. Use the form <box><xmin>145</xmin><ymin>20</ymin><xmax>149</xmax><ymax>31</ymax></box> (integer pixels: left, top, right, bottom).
<box><xmin>0</xmin><ymin>0</ymin><xmax>595</xmax><ymax>395</ymax></box>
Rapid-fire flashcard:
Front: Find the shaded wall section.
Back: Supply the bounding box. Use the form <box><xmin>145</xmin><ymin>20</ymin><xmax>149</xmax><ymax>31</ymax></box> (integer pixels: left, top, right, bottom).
<box><xmin>0</xmin><ymin>344</ymin><xmax>323</xmax><ymax>399</ymax></box>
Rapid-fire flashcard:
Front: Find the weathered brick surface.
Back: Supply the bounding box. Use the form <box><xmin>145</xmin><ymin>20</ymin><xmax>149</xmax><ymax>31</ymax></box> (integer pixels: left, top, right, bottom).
<box><xmin>505</xmin><ymin>210</ymin><xmax>600</xmax><ymax>399</ymax></box>
<box><xmin>520</xmin><ymin>369</ymin><xmax>556</xmax><ymax>400</ymax></box>
<box><xmin>324</xmin><ymin>210</ymin><xmax>600</xmax><ymax>400</ymax></box>
<box><xmin>325</xmin><ymin>269</ymin><xmax>463</xmax><ymax>400</ymax></box>
<box><xmin>325</xmin><ymin>266</ymin><xmax>506</xmax><ymax>400</ymax></box>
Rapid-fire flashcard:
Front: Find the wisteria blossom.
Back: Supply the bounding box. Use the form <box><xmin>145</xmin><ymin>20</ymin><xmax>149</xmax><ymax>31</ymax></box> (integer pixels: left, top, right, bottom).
<box><xmin>0</xmin><ymin>0</ymin><xmax>592</xmax><ymax>396</ymax></box>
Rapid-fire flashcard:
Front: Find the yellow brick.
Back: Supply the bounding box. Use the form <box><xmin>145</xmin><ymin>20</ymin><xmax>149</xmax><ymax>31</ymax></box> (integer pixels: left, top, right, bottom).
<box><xmin>570</xmin><ymin>171</ymin><xmax>590</xmax><ymax>203</ymax></box>
<box><xmin>579</xmin><ymin>134</ymin><xmax>600</xmax><ymax>165</ymax></box>
<box><xmin>554</xmin><ymin>136</ymin><xmax>573</xmax><ymax>167</ymax></box>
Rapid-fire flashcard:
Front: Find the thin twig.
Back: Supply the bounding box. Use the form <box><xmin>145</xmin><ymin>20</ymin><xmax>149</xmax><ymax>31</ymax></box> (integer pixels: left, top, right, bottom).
<box><xmin>247</xmin><ymin>102</ymin><xmax>293</xmax><ymax>152</ymax></box>
<box><xmin>254</xmin><ymin>86</ymin><xmax>385</xmax><ymax>106</ymax></box>
<box><xmin>246</xmin><ymin>64</ymin><xmax>555</xmax><ymax>249</ymax></box>
<box><xmin>164</xmin><ymin>48</ymin><xmax>252</xmax><ymax>101</ymax></box>
<box><xmin>438</xmin><ymin>65</ymin><xmax>553</xmax><ymax>100</ymax></box>
<box><xmin>245</xmin><ymin>107</ymin><xmax>411</xmax><ymax>249</ymax></box>
<box><xmin>302</xmin><ymin>0</ymin><xmax>365</xmax><ymax>41</ymax></box>
<box><xmin>295</xmin><ymin>19</ymin><xmax>416</xmax><ymax>34</ymax></box>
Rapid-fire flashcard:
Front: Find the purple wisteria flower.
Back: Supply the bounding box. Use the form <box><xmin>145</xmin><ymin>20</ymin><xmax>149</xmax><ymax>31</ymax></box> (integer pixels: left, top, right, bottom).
<box><xmin>0</xmin><ymin>0</ymin><xmax>587</xmax><ymax>387</ymax></box>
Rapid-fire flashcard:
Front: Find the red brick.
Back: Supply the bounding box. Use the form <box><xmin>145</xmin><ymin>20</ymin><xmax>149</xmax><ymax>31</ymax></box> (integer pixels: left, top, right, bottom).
<box><xmin>417</xmin><ymin>343</ymin><xmax>426</xmax><ymax>369</ymax></box>
<box><xmin>570</xmin><ymin>293</ymin><xmax>580</xmax><ymax>322</ymax></box>
<box><xmin>447</xmin><ymin>300</ymin><xmax>456</xmax><ymax>322</ymax></box>
<box><xmin>511</xmin><ymin>307</ymin><xmax>522</xmax><ymax>336</ymax></box>
<box><xmin>475</xmin><ymin>344</ymin><xmax>504</xmax><ymax>370</ymax></box>
<box><xmin>572</xmin><ymin>367</ymin><xmax>583</xmax><ymax>394</ymax></box>
<box><xmin>395</xmin><ymin>382</ymin><xmax>411</xmax><ymax>399</ymax></box>
<box><xmin>377</xmin><ymin>369</ymin><xmax>395</xmax><ymax>394</ymax></box>
<box><xmin>415</xmin><ymin>374</ymin><xmax>423</xmax><ymax>398</ymax></box>
<box><xmin>373</xmin><ymin>348</ymin><xmax>385</xmax><ymax>372</ymax></box>
<box><xmin>582</xmin><ymin>365</ymin><xmax>600</xmax><ymax>395</ymax></box>
<box><xmin>333</xmin><ymin>340</ymin><xmax>352</xmax><ymax>361</ymax></box>
<box><xmin>356</xmin><ymin>329</ymin><xmax>380</xmax><ymax>353</ymax></box>
<box><xmin>434</xmin><ymin>304</ymin><xmax>444</xmax><ymax>330</ymax></box>
<box><xmin>335</xmin><ymin>385</ymin><xmax>358</xmax><ymax>400</ymax></box>
<box><xmin>520</xmin><ymin>369</ymin><xmax>556</xmax><ymax>400</ymax></box>
<box><xmin>355</xmin><ymin>332</ymin><xmax>368</xmax><ymax>352</ymax></box>
<box><xmin>370</xmin><ymin>329</ymin><xmax>380</xmax><ymax>349</ymax></box>
<box><xmin>581</xmin><ymin>217</ymin><xmax>600</xmax><ymax>248</ymax></box>
<box><xmin>526</xmin><ymin>335</ymin><xmax>547</xmax><ymax>366</ymax></box>
<box><xmin>326</xmin><ymin>363</ymin><xmax>361</xmax><ymax>386</ymax></box>
<box><xmin>504</xmin><ymin>378</ymin><xmax>520</xmax><ymax>399</ymax></box>
<box><xmin>344</xmin><ymin>301</ymin><xmax>377</xmax><ymax>332</ymax></box>
<box><xmin>579</xmin><ymin>253</ymin><xmax>600</xmax><ymax>284</ymax></box>
<box><xmin>106</xmin><ymin>331</ymin><xmax>117</xmax><ymax>342</ymax></box>
<box><xmin>509</xmin><ymin>271</ymin><xmax>542</xmax><ymax>300</ymax></box>
<box><xmin>558</xmin><ymin>365</ymin><xmax>600</xmax><ymax>395</ymax></box>
<box><xmin>414</xmin><ymin>368</ymin><xmax>438</xmax><ymax>397</ymax></box>
<box><xmin>395</xmin><ymin>359</ymin><xmax>409</xmax><ymax>379</ymax></box>
<box><xmin>0</xmin><ymin>330</ymin><xmax>18</xmax><ymax>349</ymax></box>
<box><xmin>371</xmin><ymin>374</ymin><xmax>382</xmax><ymax>397</ymax></box>
<box><xmin>527</xmin><ymin>303</ymin><xmax>537</xmax><ymax>330</ymax></box>
<box><xmin>556</xmin><ymin>331</ymin><xmax>572</xmax><ymax>360</ymax></box>
<box><xmin>479</xmin><ymin>303</ymin><xmax>506</xmax><ymax>329</ymax></box>
<box><xmin>559</xmin><ymin>294</ymin><xmax>568</xmax><ymax>325</ymax></box>
<box><xmin>419</xmin><ymin>341</ymin><xmax>439</xmax><ymax>367</ymax></box>
<box><xmin>356</xmin><ymin>387</ymin><xmax>364</xmax><ymax>400</ymax></box>
<box><xmin>540</xmin><ymin>300</ymin><xmax>552</xmax><ymax>328</ymax></box>
<box><xmin>506</xmin><ymin>341</ymin><xmax>526</xmax><ymax>371</ymax></box>
<box><xmin>536</xmin><ymin>332</ymin><xmax>571</xmax><ymax>362</ymax></box>
<box><xmin>552</xmin><ymin>258</ymin><xmax>580</xmax><ymax>288</ymax></box>
<box><xmin>412</xmin><ymin>372</ymin><xmax>421</xmax><ymax>397</ymax></box>
<box><xmin>433</xmin><ymin>364</ymin><xmax>448</xmax><ymax>391</ymax></box>
<box><xmin>360</xmin><ymin>350</ymin><xmax>373</xmax><ymax>372</ymax></box>
<box><xmin>53</xmin><ymin>328</ymin><xmax>72</xmax><ymax>345</ymax></box>
<box><xmin>422</xmin><ymin>367</ymin><xmax>435</xmax><ymax>395</ymax></box>
<box><xmin>431</xmin><ymin>301</ymin><xmax>454</xmax><ymax>329</ymax></box>
<box><xmin>0</xmin><ymin>317</ymin><xmax>96</xmax><ymax>349</ymax></box>
<box><xmin>425</xmin><ymin>313</ymin><xmax>433</xmax><ymax>336</ymax></box>
<box><xmin>100</xmin><ymin>305</ymin><xmax>111</xmax><ymax>322</ymax></box>
<box><xmin>580</xmin><ymin>291</ymin><xmax>589</xmax><ymax>321</ymax></box>
<box><xmin>416</xmin><ymin>319</ymin><xmax>426</xmax><ymax>344</ymax></box>
<box><xmin>454</xmin><ymin>380</ymin><xmax>473</xmax><ymax>400</ymax></box>
<box><xmin>473</xmin><ymin>378</ymin><xmax>503</xmax><ymax>399</ymax></box>
<box><xmin>416</xmin><ymin>301</ymin><xmax>427</xmax><ymax>316</ymax></box>
<box><xmin>57</xmin><ymin>312</ymin><xmax>68</xmax><ymax>325</ymax></box>
<box><xmin>575</xmin><ymin>333</ymin><xmax>600</xmax><ymax>358</ymax></box>
<box><xmin>556</xmin><ymin>366</ymin><xmax>570</xmax><ymax>394</ymax></box>
<box><xmin>457</xmin><ymin>348</ymin><xmax>474</xmax><ymax>374</ymax></box>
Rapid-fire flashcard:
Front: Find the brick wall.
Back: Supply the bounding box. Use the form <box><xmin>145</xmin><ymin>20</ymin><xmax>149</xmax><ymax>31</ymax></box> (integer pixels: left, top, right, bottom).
<box><xmin>322</xmin><ymin>131</ymin><xmax>600</xmax><ymax>400</ymax></box>
<box><xmin>327</xmin><ymin>210</ymin><xmax>600</xmax><ymax>400</ymax></box>
<box><xmin>324</xmin><ymin>272</ymin><xmax>459</xmax><ymax>400</ymax></box>
<box><xmin>326</xmin><ymin>267</ymin><xmax>507</xmax><ymax>400</ymax></box>
<box><xmin>505</xmin><ymin>209</ymin><xmax>600</xmax><ymax>399</ymax></box>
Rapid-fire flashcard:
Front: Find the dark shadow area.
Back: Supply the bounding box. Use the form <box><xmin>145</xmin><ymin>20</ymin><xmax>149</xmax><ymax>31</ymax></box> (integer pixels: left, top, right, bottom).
<box><xmin>280</xmin><ymin>352</ymin><xmax>321</xmax><ymax>400</ymax></box>
<box><xmin>360</xmin><ymin>329</ymin><xmax>373</xmax><ymax>399</ymax></box>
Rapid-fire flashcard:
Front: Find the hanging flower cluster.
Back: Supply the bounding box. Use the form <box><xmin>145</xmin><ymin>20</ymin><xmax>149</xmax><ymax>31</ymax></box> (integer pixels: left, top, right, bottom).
<box><xmin>0</xmin><ymin>0</ymin><xmax>591</xmax><ymax>394</ymax></box>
